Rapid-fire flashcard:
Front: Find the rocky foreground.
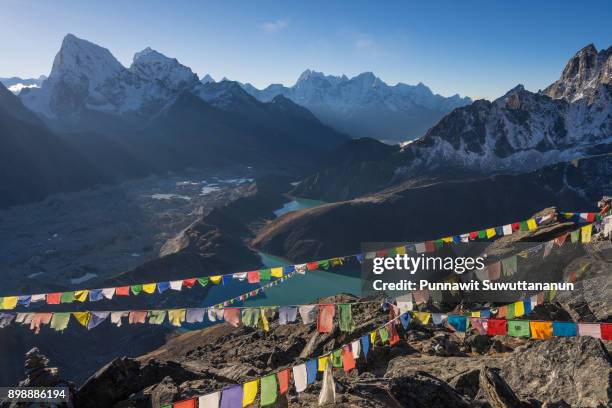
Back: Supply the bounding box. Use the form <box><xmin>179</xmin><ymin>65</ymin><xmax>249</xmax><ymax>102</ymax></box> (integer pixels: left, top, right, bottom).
<box><xmin>10</xmin><ymin>283</ymin><xmax>610</xmax><ymax>408</ymax></box>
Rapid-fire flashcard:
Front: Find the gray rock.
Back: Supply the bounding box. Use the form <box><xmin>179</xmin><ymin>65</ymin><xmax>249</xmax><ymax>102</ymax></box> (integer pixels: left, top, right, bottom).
<box><xmin>501</xmin><ymin>337</ymin><xmax>611</xmax><ymax>407</ymax></box>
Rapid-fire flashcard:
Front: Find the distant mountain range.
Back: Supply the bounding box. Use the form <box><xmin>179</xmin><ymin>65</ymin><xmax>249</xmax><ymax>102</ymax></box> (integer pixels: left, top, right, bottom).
<box><xmin>0</xmin><ymin>75</ymin><xmax>46</xmax><ymax>94</ymax></box>
<box><xmin>0</xmin><ymin>34</ymin><xmax>348</xmax><ymax>208</ymax></box>
<box><xmin>293</xmin><ymin>44</ymin><xmax>612</xmax><ymax>201</ymax></box>
<box><xmin>241</xmin><ymin>70</ymin><xmax>472</xmax><ymax>142</ymax></box>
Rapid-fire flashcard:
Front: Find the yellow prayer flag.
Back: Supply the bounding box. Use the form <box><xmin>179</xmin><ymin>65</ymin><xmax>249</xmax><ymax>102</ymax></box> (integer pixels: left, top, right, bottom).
<box><xmin>210</xmin><ymin>275</ymin><xmax>222</xmax><ymax>284</ymax></box>
<box><xmin>486</xmin><ymin>228</ymin><xmax>496</xmax><ymax>238</ymax></box>
<box><xmin>581</xmin><ymin>224</ymin><xmax>592</xmax><ymax>243</ymax></box>
<box><xmin>370</xmin><ymin>330</ymin><xmax>377</xmax><ymax>345</ymax></box>
<box><xmin>168</xmin><ymin>309</ymin><xmax>186</xmax><ymax>326</ymax></box>
<box><xmin>442</xmin><ymin>236</ymin><xmax>453</xmax><ymax>244</ymax></box>
<box><xmin>259</xmin><ymin>308</ymin><xmax>270</xmax><ymax>332</ymax></box>
<box><xmin>242</xmin><ymin>379</ymin><xmax>258</xmax><ymax>407</ymax></box>
<box><xmin>412</xmin><ymin>312</ymin><xmax>431</xmax><ymax>325</ymax></box>
<box><xmin>74</xmin><ymin>290</ymin><xmax>89</xmax><ymax>302</ymax></box>
<box><xmin>2</xmin><ymin>296</ymin><xmax>18</xmax><ymax>310</ymax></box>
<box><xmin>514</xmin><ymin>301</ymin><xmax>525</xmax><ymax>317</ymax></box>
<box><xmin>471</xmin><ymin>311</ymin><xmax>480</xmax><ymax>317</ymax></box>
<box><xmin>72</xmin><ymin>312</ymin><xmax>91</xmax><ymax>327</ymax></box>
<box><xmin>394</xmin><ymin>246</ymin><xmax>406</xmax><ymax>255</ymax></box>
<box><xmin>527</xmin><ymin>219</ymin><xmax>537</xmax><ymax>231</ymax></box>
<box><xmin>318</xmin><ymin>356</ymin><xmax>328</xmax><ymax>371</ymax></box>
<box><xmin>142</xmin><ymin>283</ymin><xmax>156</xmax><ymax>294</ymax></box>
<box><xmin>530</xmin><ymin>321</ymin><xmax>552</xmax><ymax>339</ymax></box>
<box><xmin>271</xmin><ymin>267</ymin><xmax>283</xmax><ymax>278</ymax></box>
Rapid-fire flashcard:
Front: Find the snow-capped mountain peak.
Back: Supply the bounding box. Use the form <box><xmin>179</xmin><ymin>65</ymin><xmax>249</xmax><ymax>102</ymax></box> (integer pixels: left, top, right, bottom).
<box><xmin>19</xmin><ymin>34</ymin><xmax>204</xmax><ymax>120</ymax></box>
<box><xmin>200</xmin><ymin>74</ymin><xmax>215</xmax><ymax>84</ymax></box>
<box><xmin>243</xmin><ymin>70</ymin><xmax>472</xmax><ymax>141</ymax></box>
<box><xmin>544</xmin><ymin>44</ymin><xmax>611</xmax><ymax>102</ymax></box>
<box><xmin>51</xmin><ymin>33</ymin><xmax>124</xmax><ymax>90</ymax></box>
<box><xmin>130</xmin><ymin>47</ymin><xmax>199</xmax><ymax>91</ymax></box>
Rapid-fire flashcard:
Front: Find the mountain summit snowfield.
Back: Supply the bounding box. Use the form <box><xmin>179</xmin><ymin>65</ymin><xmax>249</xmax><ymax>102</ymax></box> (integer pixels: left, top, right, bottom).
<box><xmin>242</xmin><ymin>70</ymin><xmax>472</xmax><ymax>142</ymax></box>
<box><xmin>19</xmin><ymin>34</ymin><xmax>201</xmax><ymax>119</ymax></box>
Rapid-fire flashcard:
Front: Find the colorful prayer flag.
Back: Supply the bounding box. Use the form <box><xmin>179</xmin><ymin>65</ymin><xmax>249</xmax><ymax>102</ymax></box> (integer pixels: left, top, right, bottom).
<box><xmin>242</xmin><ymin>380</ymin><xmax>258</xmax><ymax>407</ymax></box>
<box><xmin>317</xmin><ymin>304</ymin><xmax>335</xmax><ymax>333</ymax></box>
<box><xmin>507</xmin><ymin>320</ymin><xmax>530</xmax><ymax>337</ymax></box>
<box><xmin>530</xmin><ymin>321</ymin><xmax>553</xmax><ymax>339</ymax></box>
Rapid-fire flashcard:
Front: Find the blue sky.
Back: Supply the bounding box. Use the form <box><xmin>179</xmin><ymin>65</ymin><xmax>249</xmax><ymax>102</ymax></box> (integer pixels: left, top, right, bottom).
<box><xmin>1</xmin><ymin>0</ymin><xmax>610</xmax><ymax>100</ymax></box>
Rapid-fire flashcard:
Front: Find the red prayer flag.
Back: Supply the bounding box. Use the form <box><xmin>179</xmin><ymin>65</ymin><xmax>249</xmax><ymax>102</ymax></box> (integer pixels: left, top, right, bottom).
<box><xmin>469</xmin><ymin>232</ymin><xmax>479</xmax><ymax>241</ymax></box>
<box><xmin>307</xmin><ymin>262</ymin><xmax>319</xmax><ymax>271</ymax></box>
<box><xmin>601</xmin><ymin>323</ymin><xmax>612</xmax><ymax>340</ymax></box>
<box><xmin>128</xmin><ymin>311</ymin><xmax>147</xmax><ymax>324</ymax></box>
<box><xmin>173</xmin><ymin>399</ymin><xmax>196</xmax><ymax>408</ymax></box>
<box><xmin>46</xmin><ymin>293</ymin><xmax>61</xmax><ymax>305</ymax></box>
<box><xmin>277</xmin><ymin>368</ymin><xmax>291</xmax><ymax>395</ymax></box>
<box><xmin>497</xmin><ymin>306</ymin><xmax>507</xmax><ymax>318</ymax></box>
<box><xmin>247</xmin><ymin>271</ymin><xmax>260</xmax><ymax>283</ymax></box>
<box><xmin>341</xmin><ymin>345</ymin><xmax>356</xmax><ymax>372</ymax></box>
<box><xmin>386</xmin><ymin>322</ymin><xmax>400</xmax><ymax>346</ymax></box>
<box><xmin>376</xmin><ymin>250</ymin><xmax>387</xmax><ymax>257</ymax></box>
<box><xmin>567</xmin><ymin>271</ymin><xmax>577</xmax><ymax>283</ymax></box>
<box><xmin>555</xmin><ymin>233</ymin><xmax>568</xmax><ymax>246</ymax></box>
<box><xmin>223</xmin><ymin>308</ymin><xmax>240</xmax><ymax>327</ymax></box>
<box><xmin>512</xmin><ymin>222</ymin><xmax>520</xmax><ymax>231</ymax></box>
<box><xmin>487</xmin><ymin>319</ymin><xmax>507</xmax><ymax>336</ymax></box>
<box><xmin>424</xmin><ymin>241</ymin><xmax>436</xmax><ymax>252</ymax></box>
<box><xmin>115</xmin><ymin>286</ymin><xmax>130</xmax><ymax>296</ymax></box>
<box><xmin>183</xmin><ymin>278</ymin><xmax>197</xmax><ymax>288</ymax></box>
<box><xmin>317</xmin><ymin>304</ymin><xmax>335</xmax><ymax>333</ymax></box>
<box><xmin>586</xmin><ymin>213</ymin><xmax>595</xmax><ymax>222</ymax></box>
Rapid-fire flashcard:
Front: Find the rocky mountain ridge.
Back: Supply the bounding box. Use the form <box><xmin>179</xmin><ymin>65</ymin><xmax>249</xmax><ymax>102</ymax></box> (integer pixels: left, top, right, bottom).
<box><xmin>292</xmin><ymin>44</ymin><xmax>612</xmax><ymax>201</ymax></box>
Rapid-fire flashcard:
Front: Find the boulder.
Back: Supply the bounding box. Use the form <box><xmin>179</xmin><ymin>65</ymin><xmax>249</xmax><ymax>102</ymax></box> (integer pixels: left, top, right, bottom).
<box><xmin>501</xmin><ymin>337</ymin><xmax>611</xmax><ymax>407</ymax></box>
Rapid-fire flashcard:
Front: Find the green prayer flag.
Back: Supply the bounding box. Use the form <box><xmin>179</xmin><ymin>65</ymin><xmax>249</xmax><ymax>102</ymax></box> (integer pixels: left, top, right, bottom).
<box><xmin>60</xmin><ymin>292</ymin><xmax>75</xmax><ymax>304</ymax></box>
<box><xmin>259</xmin><ymin>269</ymin><xmax>271</xmax><ymax>281</ymax></box>
<box><xmin>131</xmin><ymin>284</ymin><xmax>143</xmax><ymax>295</ymax></box>
<box><xmin>378</xmin><ymin>327</ymin><xmax>390</xmax><ymax>344</ymax></box>
<box><xmin>434</xmin><ymin>239</ymin><xmax>444</xmax><ymax>249</ymax></box>
<box><xmin>148</xmin><ymin>310</ymin><xmax>166</xmax><ymax>325</ymax></box>
<box><xmin>507</xmin><ymin>320</ymin><xmax>530</xmax><ymax>337</ymax></box>
<box><xmin>331</xmin><ymin>349</ymin><xmax>343</xmax><ymax>368</ymax></box>
<box><xmin>241</xmin><ymin>308</ymin><xmax>260</xmax><ymax>328</ymax></box>
<box><xmin>318</xmin><ymin>259</ymin><xmax>330</xmax><ymax>269</ymax></box>
<box><xmin>519</xmin><ymin>220</ymin><xmax>529</xmax><ymax>231</ymax></box>
<box><xmin>260</xmin><ymin>374</ymin><xmax>277</xmax><ymax>406</ymax></box>
<box><xmin>570</xmin><ymin>229</ymin><xmax>580</xmax><ymax>243</ymax></box>
<box><xmin>506</xmin><ymin>303</ymin><xmax>516</xmax><ymax>319</ymax></box>
<box><xmin>501</xmin><ymin>256</ymin><xmax>517</xmax><ymax>277</ymax></box>
<box><xmin>338</xmin><ymin>304</ymin><xmax>355</xmax><ymax>332</ymax></box>
<box><xmin>197</xmin><ymin>277</ymin><xmax>209</xmax><ymax>287</ymax></box>
<box><xmin>387</xmin><ymin>248</ymin><xmax>397</xmax><ymax>257</ymax></box>
<box><xmin>50</xmin><ymin>313</ymin><xmax>70</xmax><ymax>331</ymax></box>
<box><xmin>478</xmin><ymin>230</ymin><xmax>486</xmax><ymax>239</ymax></box>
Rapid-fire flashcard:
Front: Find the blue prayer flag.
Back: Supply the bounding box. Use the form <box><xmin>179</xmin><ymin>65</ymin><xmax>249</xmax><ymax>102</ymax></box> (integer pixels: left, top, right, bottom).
<box><xmin>399</xmin><ymin>312</ymin><xmax>411</xmax><ymax>329</ymax></box>
<box><xmin>306</xmin><ymin>359</ymin><xmax>317</xmax><ymax>384</ymax></box>
<box><xmin>157</xmin><ymin>282</ymin><xmax>170</xmax><ymax>293</ymax></box>
<box><xmin>447</xmin><ymin>315</ymin><xmax>468</xmax><ymax>332</ymax></box>
<box><xmin>88</xmin><ymin>289</ymin><xmax>104</xmax><ymax>302</ymax></box>
<box><xmin>552</xmin><ymin>321</ymin><xmax>577</xmax><ymax>337</ymax></box>
<box><xmin>361</xmin><ymin>334</ymin><xmax>370</xmax><ymax>358</ymax></box>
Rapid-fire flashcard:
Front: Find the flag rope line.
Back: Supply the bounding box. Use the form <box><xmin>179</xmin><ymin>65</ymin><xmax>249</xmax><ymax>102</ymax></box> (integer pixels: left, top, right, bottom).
<box><xmin>0</xmin><ymin>209</ymin><xmax>600</xmax><ymax>310</ymax></box>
